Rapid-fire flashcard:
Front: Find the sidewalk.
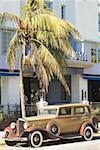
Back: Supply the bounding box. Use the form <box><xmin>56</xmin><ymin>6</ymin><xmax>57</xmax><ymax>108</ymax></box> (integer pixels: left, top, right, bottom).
<box><xmin>0</xmin><ymin>131</ymin><xmax>5</xmax><ymax>145</ymax></box>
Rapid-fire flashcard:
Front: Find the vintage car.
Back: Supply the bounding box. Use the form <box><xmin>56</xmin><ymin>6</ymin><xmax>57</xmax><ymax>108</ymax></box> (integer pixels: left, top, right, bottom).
<box><xmin>4</xmin><ymin>103</ymin><xmax>98</xmax><ymax>148</ymax></box>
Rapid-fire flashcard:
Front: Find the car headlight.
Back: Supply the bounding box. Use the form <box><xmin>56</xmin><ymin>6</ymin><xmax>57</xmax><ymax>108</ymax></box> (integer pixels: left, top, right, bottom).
<box><xmin>23</xmin><ymin>122</ymin><xmax>29</xmax><ymax>129</ymax></box>
<box><xmin>10</xmin><ymin>122</ymin><xmax>16</xmax><ymax>130</ymax></box>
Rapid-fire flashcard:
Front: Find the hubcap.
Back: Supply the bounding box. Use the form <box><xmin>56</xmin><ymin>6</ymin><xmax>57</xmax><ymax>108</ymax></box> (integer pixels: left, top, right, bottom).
<box><xmin>33</xmin><ymin>134</ymin><xmax>40</xmax><ymax>145</ymax></box>
<box><xmin>51</xmin><ymin>125</ymin><xmax>58</xmax><ymax>134</ymax></box>
<box><xmin>30</xmin><ymin>131</ymin><xmax>43</xmax><ymax>148</ymax></box>
<box><xmin>84</xmin><ymin>126</ymin><xmax>93</xmax><ymax>141</ymax></box>
<box><xmin>86</xmin><ymin>129</ymin><xmax>91</xmax><ymax>138</ymax></box>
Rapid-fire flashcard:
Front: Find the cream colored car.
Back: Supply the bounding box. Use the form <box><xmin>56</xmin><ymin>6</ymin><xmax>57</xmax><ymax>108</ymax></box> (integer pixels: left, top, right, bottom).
<box><xmin>4</xmin><ymin>103</ymin><xmax>98</xmax><ymax>148</ymax></box>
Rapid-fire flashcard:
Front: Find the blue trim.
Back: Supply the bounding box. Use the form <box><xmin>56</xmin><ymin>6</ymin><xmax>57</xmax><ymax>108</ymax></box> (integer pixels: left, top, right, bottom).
<box><xmin>83</xmin><ymin>75</ymin><xmax>100</xmax><ymax>81</ymax></box>
<box><xmin>25</xmin><ymin>46</ymin><xmax>30</xmax><ymax>56</ymax></box>
<box><xmin>0</xmin><ymin>72</ymin><xmax>19</xmax><ymax>76</ymax></box>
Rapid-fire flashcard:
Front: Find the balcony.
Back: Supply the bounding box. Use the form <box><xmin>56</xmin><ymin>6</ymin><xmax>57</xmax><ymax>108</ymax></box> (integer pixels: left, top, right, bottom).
<box><xmin>66</xmin><ymin>51</ymin><xmax>93</xmax><ymax>69</ymax></box>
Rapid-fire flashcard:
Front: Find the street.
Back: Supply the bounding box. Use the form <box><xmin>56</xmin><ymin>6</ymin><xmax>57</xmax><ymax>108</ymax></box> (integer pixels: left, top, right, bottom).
<box><xmin>0</xmin><ymin>136</ymin><xmax>100</xmax><ymax>150</ymax></box>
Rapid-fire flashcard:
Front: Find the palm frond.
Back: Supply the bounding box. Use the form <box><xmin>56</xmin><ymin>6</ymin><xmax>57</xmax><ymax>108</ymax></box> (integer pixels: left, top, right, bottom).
<box><xmin>36</xmin><ymin>31</ymin><xmax>58</xmax><ymax>49</ymax></box>
<box><xmin>36</xmin><ymin>31</ymin><xmax>76</xmax><ymax>58</ymax></box>
<box><xmin>35</xmin><ymin>58</ymin><xmax>49</xmax><ymax>91</ymax></box>
<box><xmin>57</xmin><ymin>37</ymin><xmax>76</xmax><ymax>58</ymax></box>
<box><xmin>26</xmin><ymin>40</ymin><xmax>70</xmax><ymax>93</ymax></box>
<box><xmin>64</xmin><ymin>20</ymin><xmax>81</xmax><ymax>40</ymax></box>
<box><xmin>31</xmin><ymin>13</ymin><xmax>69</xmax><ymax>37</ymax></box>
<box><xmin>7</xmin><ymin>31</ymin><xmax>19</xmax><ymax>70</ymax></box>
<box><xmin>50</xmin><ymin>50</ymin><xmax>67</xmax><ymax>73</ymax></box>
<box><xmin>26</xmin><ymin>45</ymin><xmax>49</xmax><ymax>91</ymax></box>
<box><xmin>24</xmin><ymin>0</ymin><xmax>44</xmax><ymax>12</ymax></box>
<box><xmin>37</xmin><ymin>45</ymin><xmax>70</xmax><ymax>93</ymax></box>
<box><xmin>0</xmin><ymin>12</ymin><xmax>21</xmax><ymax>27</ymax></box>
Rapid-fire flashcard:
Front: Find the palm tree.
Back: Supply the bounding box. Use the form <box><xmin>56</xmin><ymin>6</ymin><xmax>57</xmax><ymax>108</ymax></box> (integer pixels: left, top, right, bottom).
<box><xmin>0</xmin><ymin>0</ymin><xmax>80</xmax><ymax>118</ymax></box>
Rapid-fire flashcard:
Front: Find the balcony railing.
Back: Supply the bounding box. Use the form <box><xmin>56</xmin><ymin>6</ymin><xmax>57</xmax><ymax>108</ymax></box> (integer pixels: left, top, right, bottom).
<box><xmin>67</xmin><ymin>51</ymin><xmax>87</xmax><ymax>62</ymax></box>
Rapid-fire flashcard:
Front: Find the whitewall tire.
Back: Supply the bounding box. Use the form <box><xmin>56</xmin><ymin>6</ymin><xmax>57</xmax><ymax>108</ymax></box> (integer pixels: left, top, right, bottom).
<box><xmin>83</xmin><ymin>126</ymin><xmax>93</xmax><ymax>141</ymax></box>
<box><xmin>30</xmin><ymin>131</ymin><xmax>43</xmax><ymax>148</ymax></box>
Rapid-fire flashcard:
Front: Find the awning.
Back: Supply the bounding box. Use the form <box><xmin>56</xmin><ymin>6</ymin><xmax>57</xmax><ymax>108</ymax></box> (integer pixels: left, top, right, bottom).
<box><xmin>83</xmin><ymin>75</ymin><xmax>100</xmax><ymax>81</ymax></box>
<box><xmin>0</xmin><ymin>71</ymin><xmax>19</xmax><ymax>76</ymax></box>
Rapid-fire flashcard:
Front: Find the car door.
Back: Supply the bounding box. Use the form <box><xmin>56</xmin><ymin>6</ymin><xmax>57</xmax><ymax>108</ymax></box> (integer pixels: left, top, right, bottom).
<box><xmin>71</xmin><ymin>106</ymin><xmax>90</xmax><ymax>133</ymax></box>
<box><xmin>56</xmin><ymin>107</ymin><xmax>73</xmax><ymax>134</ymax></box>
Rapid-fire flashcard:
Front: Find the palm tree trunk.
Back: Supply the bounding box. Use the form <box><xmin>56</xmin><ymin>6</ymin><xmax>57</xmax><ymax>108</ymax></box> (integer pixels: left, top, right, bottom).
<box><xmin>20</xmin><ymin>44</ymin><xmax>26</xmax><ymax>118</ymax></box>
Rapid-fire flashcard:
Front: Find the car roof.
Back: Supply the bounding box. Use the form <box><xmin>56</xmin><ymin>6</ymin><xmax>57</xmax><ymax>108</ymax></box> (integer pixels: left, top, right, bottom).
<box><xmin>43</xmin><ymin>103</ymin><xmax>90</xmax><ymax>109</ymax></box>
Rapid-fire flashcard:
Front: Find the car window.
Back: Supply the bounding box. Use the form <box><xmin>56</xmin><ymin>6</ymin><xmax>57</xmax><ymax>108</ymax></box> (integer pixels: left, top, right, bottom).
<box><xmin>74</xmin><ymin>107</ymin><xmax>84</xmax><ymax>114</ymax></box>
<box><xmin>39</xmin><ymin>109</ymin><xmax>57</xmax><ymax>115</ymax></box>
<box><xmin>84</xmin><ymin>107</ymin><xmax>90</xmax><ymax>114</ymax></box>
<box><xmin>59</xmin><ymin>107</ymin><xmax>71</xmax><ymax>115</ymax></box>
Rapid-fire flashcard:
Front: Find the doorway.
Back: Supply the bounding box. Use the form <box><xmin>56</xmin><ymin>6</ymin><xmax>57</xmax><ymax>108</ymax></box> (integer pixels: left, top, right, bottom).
<box><xmin>88</xmin><ymin>80</ymin><xmax>100</xmax><ymax>102</ymax></box>
<box><xmin>23</xmin><ymin>77</ymin><xmax>40</xmax><ymax>104</ymax></box>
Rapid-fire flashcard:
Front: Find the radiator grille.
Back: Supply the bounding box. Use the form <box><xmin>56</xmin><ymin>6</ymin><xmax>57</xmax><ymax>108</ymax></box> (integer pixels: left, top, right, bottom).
<box><xmin>16</xmin><ymin>119</ymin><xmax>25</xmax><ymax>136</ymax></box>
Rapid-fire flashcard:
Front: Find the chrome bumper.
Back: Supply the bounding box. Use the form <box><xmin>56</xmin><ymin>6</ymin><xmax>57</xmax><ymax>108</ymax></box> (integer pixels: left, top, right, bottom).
<box><xmin>4</xmin><ymin>137</ymin><xmax>28</xmax><ymax>142</ymax></box>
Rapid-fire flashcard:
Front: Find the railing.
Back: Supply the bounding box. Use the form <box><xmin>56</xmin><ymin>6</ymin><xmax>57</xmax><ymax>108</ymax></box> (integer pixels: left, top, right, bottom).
<box><xmin>0</xmin><ymin>104</ymin><xmax>21</xmax><ymax>119</ymax></box>
<box><xmin>0</xmin><ymin>103</ymin><xmax>38</xmax><ymax>118</ymax></box>
<box><xmin>67</xmin><ymin>51</ymin><xmax>87</xmax><ymax>61</ymax></box>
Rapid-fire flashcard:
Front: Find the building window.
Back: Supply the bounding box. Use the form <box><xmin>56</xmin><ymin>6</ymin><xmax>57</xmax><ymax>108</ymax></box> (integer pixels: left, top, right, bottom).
<box><xmin>61</xmin><ymin>5</ymin><xmax>66</xmax><ymax>19</ymax></box>
<box><xmin>1</xmin><ymin>30</ymin><xmax>14</xmax><ymax>54</ymax></box>
<box><xmin>45</xmin><ymin>1</ymin><xmax>53</xmax><ymax>9</ymax></box>
<box><xmin>98</xmin><ymin>13</ymin><xmax>100</xmax><ymax>32</ymax></box>
<box><xmin>98</xmin><ymin>49</ymin><xmax>100</xmax><ymax>63</ymax></box>
<box><xmin>91</xmin><ymin>48</ymin><xmax>97</xmax><ymax>63</ymax></box>
<box><xmin>0</xmin><ymin>77</ymin><xmax>1</xmax><ymax>105</ymax></box>
<box><xmin>91</xmin><ymin>48</ymin><xmax>100</xmax><ymax>63</ymax></box>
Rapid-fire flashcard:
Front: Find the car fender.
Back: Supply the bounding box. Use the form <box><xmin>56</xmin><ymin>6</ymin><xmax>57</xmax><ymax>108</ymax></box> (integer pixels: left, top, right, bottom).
<box><xmin>23</xmin><ymin>125</ymin><xmax>60</xmax><ymax>140</ymax></box>
<box><xmin>4</xmin><ymin>126</ymin><xmax>16</xmax><ymax>138</ymax></box>
<box><xmin>80</xmin><ymin>121</ymin><xmax>93</xmax><ymax>136</ymax></box>
<box><xmin>25</xmin><ymin>125</ymin><xmax>43</xmax><ymax>132</ymax></box>
<box><xmin>4</xmin><ymin>126</ymin><xmax>12</xmax><ymax>132</ymax></box>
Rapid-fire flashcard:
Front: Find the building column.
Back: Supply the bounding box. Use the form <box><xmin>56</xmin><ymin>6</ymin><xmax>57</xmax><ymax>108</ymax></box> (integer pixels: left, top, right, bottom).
<box><xmin>71</xmin><ymin>74</ymin><xmax>88</xmax><ymax>103</ymax></box>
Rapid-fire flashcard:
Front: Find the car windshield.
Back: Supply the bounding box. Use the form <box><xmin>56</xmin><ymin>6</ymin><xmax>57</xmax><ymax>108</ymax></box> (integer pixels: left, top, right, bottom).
<box><xmin>39</xmin><ymin>109</ymin><xmax>57</xmax><ymax>115</ymax></box>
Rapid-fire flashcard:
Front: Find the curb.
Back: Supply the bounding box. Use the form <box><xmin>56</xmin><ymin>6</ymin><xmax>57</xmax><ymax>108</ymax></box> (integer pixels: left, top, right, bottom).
<box><xmin>0</xmin><ymin>138</ymin><xmax>5</xmax><ymax>145</ymax></box>
<box><xmin>96</xmin><ymin>131</ymin><xmax>100</xmax><ymax>134</ymax></box>
<box><xmin>0</xmin><ymin>132</ymin><xmax>5</xmax><ymax>145</ymax></box>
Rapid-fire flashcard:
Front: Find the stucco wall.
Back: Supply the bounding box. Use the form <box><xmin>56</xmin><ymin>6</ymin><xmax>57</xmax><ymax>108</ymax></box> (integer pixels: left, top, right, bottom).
<box><xmin>0</xmin><ymin>0</ymin><xmax>20</xmax><ymax>15</ymax></box>
<box><xmin>75</xmin><ymin>0</ymin><xmax>99</xmax><ymax>42</ymax></box>
<box><xmin>1</xmin><ymin>76</ymin><xmax>20</xmax><ymax>105</ymax></box>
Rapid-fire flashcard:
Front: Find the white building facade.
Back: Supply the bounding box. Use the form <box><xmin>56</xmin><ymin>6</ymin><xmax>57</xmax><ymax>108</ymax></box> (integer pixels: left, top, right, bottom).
<box><xmin>45</xmin><ymin>0</ymin><xmax>100</xmax><ymax>104</ymax></box>
<box><xmin>0</xmin><ymin>0</ymin><xmax>25</xmax><ymax>108</ymax></box>
<box><xmin>0</xmin><ymin>0</ymin><xmax>100</xmax><ymax>112</ymax></box>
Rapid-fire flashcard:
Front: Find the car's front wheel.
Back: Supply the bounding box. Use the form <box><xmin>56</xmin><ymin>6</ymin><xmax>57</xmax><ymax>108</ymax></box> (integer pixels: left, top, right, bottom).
<box><xmin>83</xmin><ymin>126</ymin><xmax>93</xmax><ymax>141</ymax></box>
<box><xmin>29</xmin><ymin>131</ymin><xmax>43</xmax><ymax>148</ymax></box>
